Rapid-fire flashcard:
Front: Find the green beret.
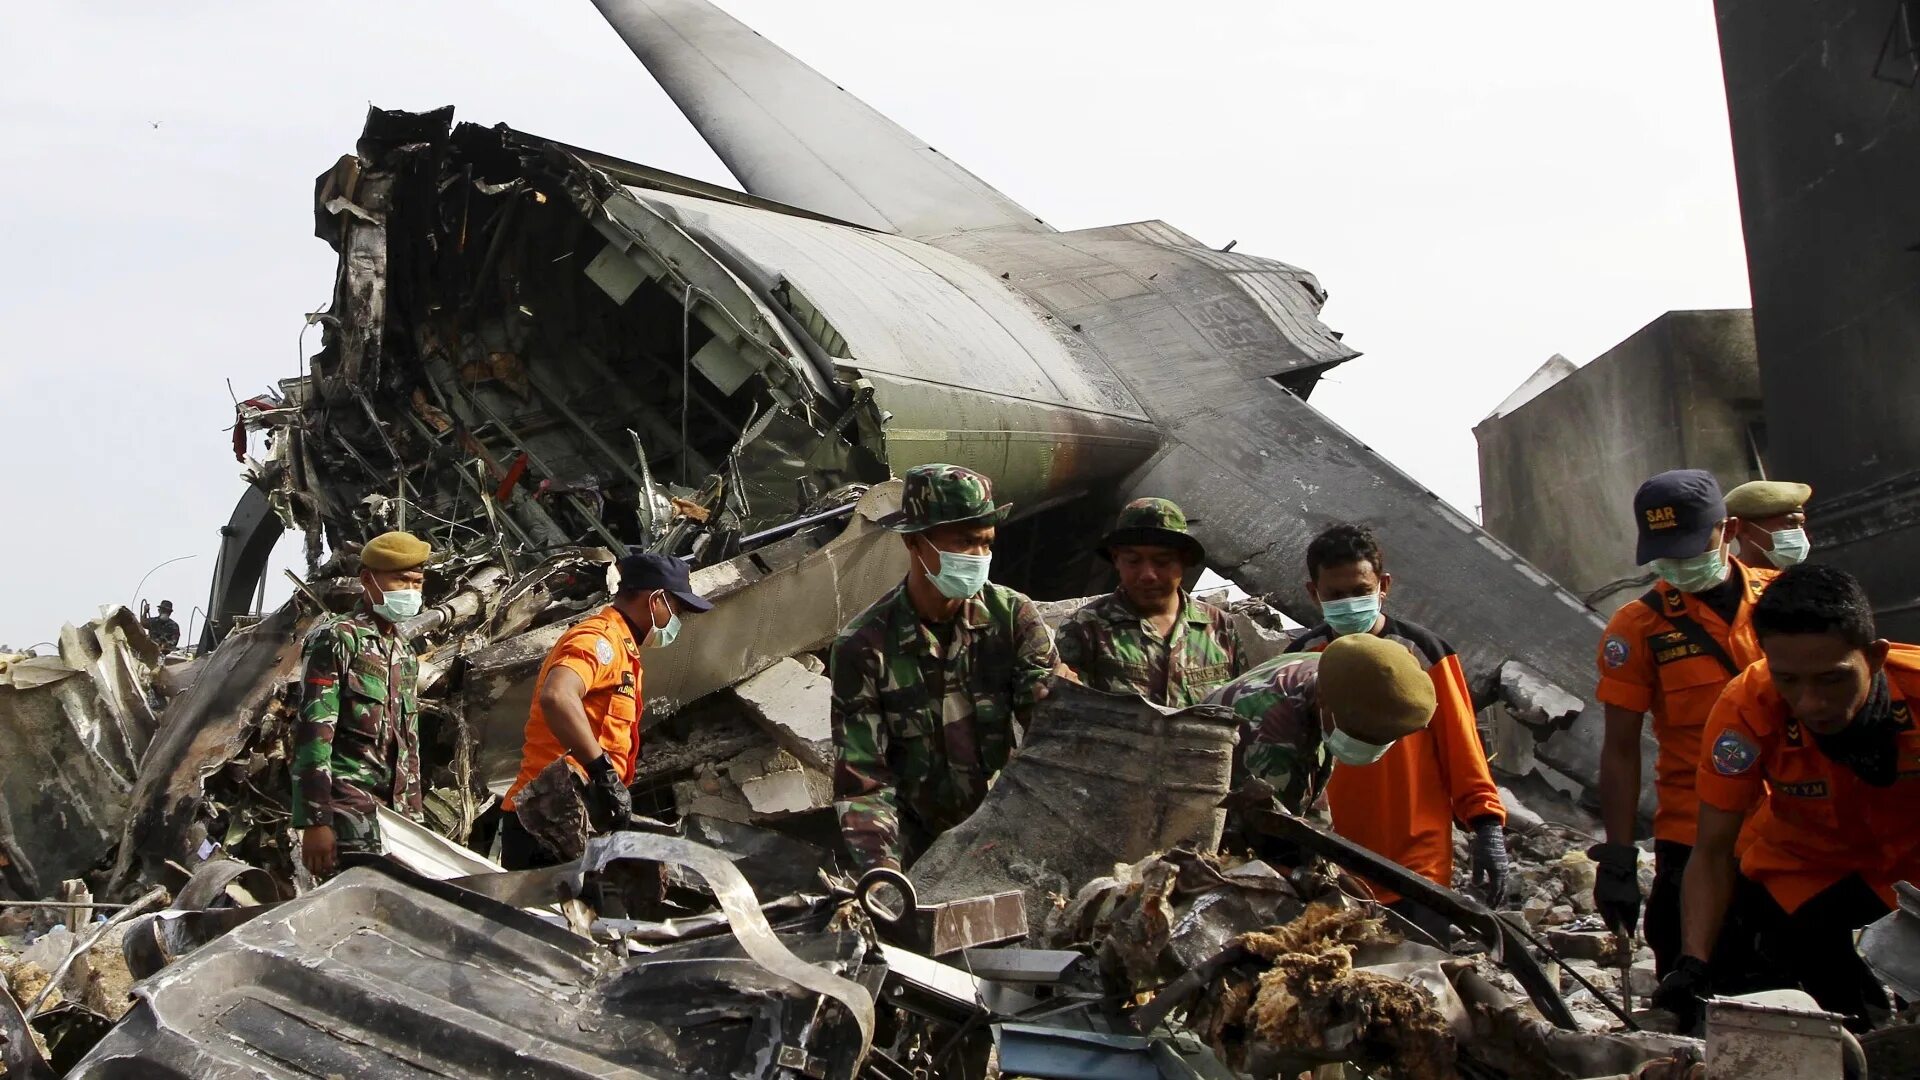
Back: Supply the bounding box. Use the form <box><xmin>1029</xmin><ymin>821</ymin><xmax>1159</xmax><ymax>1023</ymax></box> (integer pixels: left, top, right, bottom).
<box><xmin>1724</xmin><ymin>480</ymin><xmax>1811</xmax><ymax>520</ymax></box>
<box><xmin>360</xmin><ymin>531</ymin><xmax>432</xmax><ymax>572</ymax></box>
<box><xmin>1319</xmin><ymin>634</ymin><xmax>1436</xmax><ymax>746</ymax></box>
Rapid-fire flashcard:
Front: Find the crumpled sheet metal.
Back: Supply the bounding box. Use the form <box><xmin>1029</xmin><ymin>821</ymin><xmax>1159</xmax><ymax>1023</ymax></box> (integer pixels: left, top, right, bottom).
<box><xmin>577</xmin><ymin>831</ymin><xmax>875</xmax><ymax>1057</ymax></box>
<box><xmin>104</xmin><ymin>603</ymin><xmax>310</xmax><ymax>897</ymax></box>
<box><xmin>911</xmin><ymin>680</ymin><xmax>1239</xmax><ymax>935</ymax></box>
<box><xmin>467</xmin><ymin>480</ymin><xmax>907</xmax><ymax>784</ymax></box>
<box><xmin>1859</xmin><ymin>879</ymin><xmax>1920</xmax><ymax>1003</ymax></box>
<box><xmin>0</xmin><ymin>607</ymin><xmax>161</xmax><ymax>897</ymax></box>
<box><xmin>72</xmin><ymin>859</ymin><xmax>875</xmax><ymax>1079</ymax></box>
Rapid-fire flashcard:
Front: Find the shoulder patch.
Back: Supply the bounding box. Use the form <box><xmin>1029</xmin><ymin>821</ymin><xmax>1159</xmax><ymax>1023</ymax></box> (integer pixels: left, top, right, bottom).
<box><xmin>1603</xmin><ymin>635</ymin><xmax>1631</xmax><ymax>668</ymax></box>
<box><xmin>1711</xmin><ymin>729</ymin><xmax>1759</xmax><ymax>776</ymax></box>
<box><xmin>595</xmin><ymin>637</ymin><xmax>615</xmax><ymax>666</ymax></box>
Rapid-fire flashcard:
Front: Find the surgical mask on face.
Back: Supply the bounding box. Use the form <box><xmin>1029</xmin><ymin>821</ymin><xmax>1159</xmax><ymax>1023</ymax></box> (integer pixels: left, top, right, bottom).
<box><xmin>1324</xmin><ymin>726</ymin><xmax>1392</xmax><ymax>767</ymax></box>
<box><xmin>919</xmin><ymin>545</ymin><xmax>992</xmax><ymax>600</ymax></box>
<box><xmin>1765</xmin><ymin>527</ymin><xmax>1811</xmax><ymax>568</ymax></box>
<box><xmin>1321</xmin><ymin>593</ymin><xmax>1381</xmax><ymax>637</ymax></box>
<box><xmin>1650</xmin><ymin>546</ymin><xmax>1730</xmax><ymax>593</ymax></box>
<box><xmin>371</xmin><ymin>587</ymin><xmax>423</xmax><ymax>622</ymax></box>
<box><xmin>648</xmin><ymin>592</ymin><xmax>682</xmax><ymax>648</ymax></box>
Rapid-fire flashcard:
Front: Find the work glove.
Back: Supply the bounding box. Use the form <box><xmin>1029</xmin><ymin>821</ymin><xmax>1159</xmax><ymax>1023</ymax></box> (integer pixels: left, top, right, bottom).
<box><xmin>583</xmin><ymin>753</ymin><xmax>633</xmax><ymax>834</ymax></box>
<box><xmin>1653</xmin><ymin>955</ymin><xmax>1712</xmax><ymax>1033</ymax></box>
<box><xmin>1588</xmin><ymin>842</ymin><xmax>1643</xmax><ymax>939</ymax></box>
<box><xmin>1469</xmin><ymin>817</ymin><xmax>1510</xmax><ymax>906</ymax></box>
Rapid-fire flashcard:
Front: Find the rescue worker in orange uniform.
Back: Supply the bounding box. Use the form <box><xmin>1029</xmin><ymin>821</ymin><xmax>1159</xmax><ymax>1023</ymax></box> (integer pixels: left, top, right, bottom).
<box><xmin>1590</xmin><ymin>469</ymin><xmax>1777</xmax><ymax>977</ymax></box>
<box><xmin>499</xmin><ymin>552</ymin><xmax>712</xmax><ymax>868</ymax></box>
<box><xmin>1724</xmin><ymin>479</ymin><xmax>1813</xmax><ymax>571</ymax></box>
<box><xmin>1656</xmin><ymin>564</ymin><xmax>1917</xmax><ymax>1032</ymax></box>
<box><xmin>1283</xmin><ymin>523</ymin><xmax>1508</xmax><ymax>941</ymax></box>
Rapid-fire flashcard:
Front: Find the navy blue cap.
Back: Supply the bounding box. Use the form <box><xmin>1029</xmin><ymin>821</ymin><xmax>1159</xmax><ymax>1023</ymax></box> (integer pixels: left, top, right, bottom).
<box><xmin>1633</xmin><ymin>469</ymin><xmax>1727</xmax><ymax>564</ymax></box>
<box><xmin>614</xmin><ymin>552</ymin><xmax>713</xmax><ymax>613</ymax></box>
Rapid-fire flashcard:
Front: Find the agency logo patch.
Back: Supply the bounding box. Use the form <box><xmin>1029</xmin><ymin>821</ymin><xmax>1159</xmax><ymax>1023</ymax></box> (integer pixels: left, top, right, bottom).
<box><xmin>1603</xmin><ymin>636</ymin><xmax>1631</xmax><ymax>668</ymax></box>
<box><xmin>1711</xmin><ymin>730</ymin><xmax>1759</xmax><ymax>776</ymax></box>
<box><xmin>595</xmin><ymin>637</ymin><xmax>615</xmax><ymax>665</ymax></box>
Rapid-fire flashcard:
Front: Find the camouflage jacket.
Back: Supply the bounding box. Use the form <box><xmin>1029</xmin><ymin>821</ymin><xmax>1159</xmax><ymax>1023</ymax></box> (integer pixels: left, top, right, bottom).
<box><xmin>143</xmin><ymin>615</ymin><xmax>181</xmax><ymax>653</ymax></box>
<box><xmin>1056</xmin><ymin>591</ymin><xmax>1245</xmax><ymax>707</ymax></box>
<box><xmin>1206</xmin><ymin>652</ymin><xmax>1331</xmax><ymax>819</ymax></box>
<box><xmin>290</xmin><ymin>604</ymin><xmax>424</xmax><ymax>840</ymax></box>
<box><xmin>831</xmin><ymin>581</ymin><xmax>1058</xmax><ymax>872</ymax></box>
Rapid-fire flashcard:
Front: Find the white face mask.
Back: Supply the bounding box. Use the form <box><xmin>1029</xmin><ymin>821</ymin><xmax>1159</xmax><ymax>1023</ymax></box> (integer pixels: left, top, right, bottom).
<box><xmin>1764</xmin><ymin>527</ymin><xmax>1811</xmax><ymax>568</ymax></box>
<box><xmin>1324</xmin><ymin>726</ymin><xmax>1392</xmax><ymax>767</ymax></box>
<box><xmin>371</xmin><ymin>587</ymin><xmax>423</xmax><ymax>622</ymax></box>
<box><xmin>917</xmin><ymin>544</ymin><xmax>992</xmax><ymax>600</ymax></box>
<box><xmin>647</xmin><ymin>591</ymin><xmax>682</xmax><ymax>648</ymax></box>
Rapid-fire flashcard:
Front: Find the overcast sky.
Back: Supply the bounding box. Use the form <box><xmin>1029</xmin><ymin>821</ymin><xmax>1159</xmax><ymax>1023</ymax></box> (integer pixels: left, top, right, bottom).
<box><xmin>0</xmin><ymin>0</ymin><xmax>1749</xmax><ymax>648</ymax></box>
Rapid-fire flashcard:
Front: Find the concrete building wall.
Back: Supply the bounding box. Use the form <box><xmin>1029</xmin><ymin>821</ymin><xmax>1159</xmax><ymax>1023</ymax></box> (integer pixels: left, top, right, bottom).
<box><xmin>1713</xmin><ymin>0</ymin><xmax>1920</xmax><ymax>638</ymax></box>
<box><xmin>1474</xmin><ymin>310</ymin><xmax>1763</xmax><ymax>611</ymax></box>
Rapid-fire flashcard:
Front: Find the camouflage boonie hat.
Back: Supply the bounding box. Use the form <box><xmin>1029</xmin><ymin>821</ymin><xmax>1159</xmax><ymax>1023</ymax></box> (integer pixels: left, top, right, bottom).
<box><xmin>1099</xmin><ymin>498</ymin><xmax>1205</xmax><ymax>565</ymax></box>
<box><xmin>877</xmin><ymin>464</ymin><xmax>1012</xmax><ymax>533</ymax></box>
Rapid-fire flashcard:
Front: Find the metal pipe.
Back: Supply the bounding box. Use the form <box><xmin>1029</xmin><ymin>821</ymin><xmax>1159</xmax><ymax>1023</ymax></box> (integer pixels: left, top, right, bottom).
<box><xmin>23</xmin><ymin>886</ymin><xmax>168</xmax><ymax>1018</ymax></box>
<box><xmin>736</xmin><ymin>501</ymin><xmax>857</xmax><ymax>549</ymax></box>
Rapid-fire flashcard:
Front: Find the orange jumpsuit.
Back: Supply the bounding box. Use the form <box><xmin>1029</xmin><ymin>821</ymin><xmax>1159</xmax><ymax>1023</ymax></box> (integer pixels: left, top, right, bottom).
<box><xmin>1288</xmin><ymin>617</ymin><xmax>1504</xmax><ymax>901</ymax></box>
<box><xmin>1594</xmin><ymin>563</ymin><xmax>1777</xmax><ymax>845</ymax></box>
<box><xmin>504</xmin><ymin>606</ymin><xmax>644</xmax><ymax>811</ymax></box>
<box><xmin>1695</xmin><ymin>645</ymin><xmax>1920</xmax><ymax>914</ymax></box>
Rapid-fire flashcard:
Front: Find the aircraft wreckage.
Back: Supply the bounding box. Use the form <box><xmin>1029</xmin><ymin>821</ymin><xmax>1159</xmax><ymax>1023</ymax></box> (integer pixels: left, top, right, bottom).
<box><xmin>3</xmin><ymin>1</ymin><xmax>1795</xmax><ymax>1077</ymax></box>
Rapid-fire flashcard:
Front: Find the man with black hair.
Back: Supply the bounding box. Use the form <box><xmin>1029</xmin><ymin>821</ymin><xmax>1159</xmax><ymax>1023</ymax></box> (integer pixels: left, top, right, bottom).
<box><xmin>1284</xmin><ymin>523</ymin><xmax>1509</xmax><ymax>931</ymax></box>
<box><xmin>1591</xmin><ymin>469</ymin><xmax>1776</xmax><ymax>976</ymax></box>
<box><xmin>1655</xmin><ymin>564</ymin><xmax>1919</xmax><ymax>1031</ymax></box>
<box><xmin>1056</xmin><ymin>498</ymin><xmax>1245</xmax><ymax>707</ymax></box>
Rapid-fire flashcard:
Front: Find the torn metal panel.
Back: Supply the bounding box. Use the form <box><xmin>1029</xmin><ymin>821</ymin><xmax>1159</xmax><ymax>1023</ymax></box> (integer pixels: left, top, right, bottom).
<box><xmin>104</xmin><ymin>603</ymin><xmax>309</xmax><ymax>897</ymax></box>
<box><xmin>375</xmin><ymin>804</ymin><xmax>504</xmax><ymax>880</ymax></box>
<box><xmin>910</xmin><ymin>681</ymin><xmax>1239</xmax><ymax>934</ymax></box>
<box><xmin>1705</xmin><ymin>993</ymin><xmax>1854</xmax><ymax>1080</ymax></box>
<box><xmin>74</xmin><ymin>859</ymin><xmax>874</xmax><ymax>1079</ymax></box>
<box><xmin>1858</xmin><ymin>880</ymin><xmax>1920</xmax><ymax>1003</ymax></box>
<box><xmin>0</xmin><ymin>608</ymin><xmax>159</xmax><ymax>897</ymax></box>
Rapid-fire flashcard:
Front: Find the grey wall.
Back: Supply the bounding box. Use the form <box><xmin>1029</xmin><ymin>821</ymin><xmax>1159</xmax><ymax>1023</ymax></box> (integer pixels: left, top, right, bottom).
<box><xmin>1714</xmin><ymin>0</ymin><xmax>1920</xmax><ymax>639</ymax></box>
<box><xmin>1474</xmin><ymin>309</ymin><xmax>1762</xmax><ymax>610</ymax></box>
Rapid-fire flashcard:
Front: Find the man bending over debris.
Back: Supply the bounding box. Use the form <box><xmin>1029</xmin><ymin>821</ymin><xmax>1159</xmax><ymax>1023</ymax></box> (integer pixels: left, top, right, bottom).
<box><xmin>292</xmin><ymin>530</ymin><xmax>431</xmax><ymax>877</ymax></box>
<box><xmin>1657</xmin><ymin>564</ymin><xmax>1920</xmax><ymax>1032</ymax></box>
<box><xmin>1591</xmin><ymin>469</ymin><xmax>1776</xmax><ymax>977</ymax></box>
<box><xmin>831</xmin><ymin>464</ymin><xmax>1057</xmax><ymax>872</ymax></box>
<box><xmin>1055</xmin><ymin>498</ymin><xmax>1246</xmax><ymax>706</ymax></box>
<box><xmin>499</xmin><ymin>552</ymin><xmax>712</xmax><ymax>868</ymax></box>
<box><xmin>1283</xmin><ymin>523</ymin><xmax>1509</xmax><ymax>924</ymax></box>
<box><xmin>1207</xmin><ymin>634</ymin><xmax>1437</xmax><ymax>878</ymax></box>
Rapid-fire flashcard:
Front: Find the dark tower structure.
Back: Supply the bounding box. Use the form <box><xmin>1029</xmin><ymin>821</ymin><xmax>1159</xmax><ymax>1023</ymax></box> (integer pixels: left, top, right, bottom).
<box><xmin>1713</xmin><ymin>0</ymin><xmax>1920</xmax><ymax>635</ymax></box>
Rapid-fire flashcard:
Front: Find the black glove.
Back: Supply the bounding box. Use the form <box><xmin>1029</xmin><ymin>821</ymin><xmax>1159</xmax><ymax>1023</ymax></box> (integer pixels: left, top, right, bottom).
<box><xmin>583</xmin><ymin>753</ymin><xmax>633</xmax><ymax>834</ymax></box>
<box><xmin>1469</xmin><ymin>817</ymin><xmax>1510</xmax><ymax>906</ymax></box>
<box><xmin>1653</xmin><ymin>955</ymin><xmax>1712</xmax><ymax>1032</ymax></box>
<box><xmin>1588</xmin><ymin>842</ymin><xmax>1643</xmax><ymax>938</ymax></box>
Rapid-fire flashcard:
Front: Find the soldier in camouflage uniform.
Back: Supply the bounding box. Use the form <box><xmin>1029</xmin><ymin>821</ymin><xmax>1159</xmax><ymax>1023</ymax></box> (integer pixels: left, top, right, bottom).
<box><xmin>292</xmin><ymin>531</ymin><xmax>431</xmax><ymax>878</ymax></box>
<box><xmin>1207</xmin><ymin>634</ymin><xmax>1438</xmax><ymax>824</ymax></box>
<box><xmin>831</xmin><ymin>464</ymin><xmax>1059</xmax><ymax>872</ymax></box>
<box><xmin>142</xmin><ymin>600</ymin><xmax>182</xmax><ymax>653</ymax></box>
<box><xmin>1057</xmin><ymin>498</ymin><xmax>1245</xmax><ymax>707</ymax></box>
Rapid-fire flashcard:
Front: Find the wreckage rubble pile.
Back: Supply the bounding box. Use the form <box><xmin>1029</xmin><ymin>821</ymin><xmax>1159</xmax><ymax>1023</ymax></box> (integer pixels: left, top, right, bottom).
<box><xmin>0</xmin><ymin>583</ymin><xmax>1885</xmax><ymax>1078</ymax></box>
